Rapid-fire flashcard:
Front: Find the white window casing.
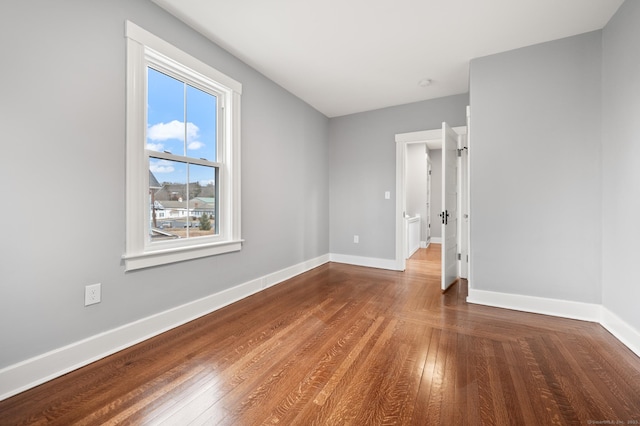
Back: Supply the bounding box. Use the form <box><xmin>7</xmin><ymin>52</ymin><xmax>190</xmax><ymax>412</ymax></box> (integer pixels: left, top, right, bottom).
<box><xmin>123</xmin><ymin>21</ymin><xmax>242</xmax><ymax>271</ymax></box>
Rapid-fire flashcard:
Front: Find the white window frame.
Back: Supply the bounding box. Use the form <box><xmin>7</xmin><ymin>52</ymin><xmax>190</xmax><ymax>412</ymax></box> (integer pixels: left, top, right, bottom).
<box><xmin>123</xmin><ymin>21</ymin><xmax>242</xmax><ymax>271</ymax></box>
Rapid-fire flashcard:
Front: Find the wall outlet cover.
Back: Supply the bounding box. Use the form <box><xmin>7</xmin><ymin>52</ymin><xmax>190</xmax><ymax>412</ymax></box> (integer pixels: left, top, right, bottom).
<box><xmin>85</xmin><ymin>283</ymin><xmax>101</xmax><ymax>306</ymax></box>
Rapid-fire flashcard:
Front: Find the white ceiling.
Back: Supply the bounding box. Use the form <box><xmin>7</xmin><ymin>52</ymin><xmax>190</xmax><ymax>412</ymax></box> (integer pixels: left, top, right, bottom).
<box><xmin>152</xmin><ymin>0</ymin><xmax>623</xmax><ymax>118</ymax></box>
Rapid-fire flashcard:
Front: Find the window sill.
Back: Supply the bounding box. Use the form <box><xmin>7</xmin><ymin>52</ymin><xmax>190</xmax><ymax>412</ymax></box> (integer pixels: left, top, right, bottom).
<box><xmin>123</xmin><ymin>239</ymin><xmax>243</xmax><ymax>271</ymax></box>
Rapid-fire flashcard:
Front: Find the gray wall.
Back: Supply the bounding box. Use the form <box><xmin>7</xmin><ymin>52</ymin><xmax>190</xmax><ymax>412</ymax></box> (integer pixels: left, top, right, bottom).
<box><xmin>329</xmin><ymin>95</ymin><xmax>468</xmax><ymax>259</ymax></box>
<box><xmin>469</xmin><ymin>31</ymin><xmax>603</xmax><ymax>303</ymax></box>
<box><xmin>0</xmin><ymin>0</ymin><xmax>329</xmax><ymax>368</ymax></box>
<box><xmin>601</xmin><ymin>0</ymin><xmax>640</xmax><ymax>331</ymax></box>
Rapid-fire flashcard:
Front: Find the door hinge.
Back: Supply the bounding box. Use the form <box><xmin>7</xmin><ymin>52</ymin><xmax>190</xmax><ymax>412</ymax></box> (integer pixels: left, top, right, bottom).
<box><xmin>457</xmin><ymin>147</ymin><xmax>468</xmax><ymax>157</ymax></box>
<box><xmin>457</xmin><ymin>253</ymin><xmax>461</xmax><ymax>260</ymax></box>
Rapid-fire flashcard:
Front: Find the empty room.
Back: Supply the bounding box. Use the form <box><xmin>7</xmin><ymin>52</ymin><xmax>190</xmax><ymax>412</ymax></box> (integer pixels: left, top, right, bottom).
<box><xmin>1</xmin><ymin>0</ymin><xmax>639</xmax><ymax>424</ymax></box>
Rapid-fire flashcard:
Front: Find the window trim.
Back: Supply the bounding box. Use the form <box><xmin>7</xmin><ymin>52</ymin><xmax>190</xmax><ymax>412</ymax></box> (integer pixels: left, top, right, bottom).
<box><xmin>123</xmin><ymin>21</ymin><xmax>242</xmax><ymax>271</ymax></box>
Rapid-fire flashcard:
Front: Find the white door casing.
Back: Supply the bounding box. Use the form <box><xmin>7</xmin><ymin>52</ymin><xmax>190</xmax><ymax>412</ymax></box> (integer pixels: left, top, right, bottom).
<box><xmin>426</xmin><ymin>155</ymin><xmax>432</xmax><ymax>244</ymax></box>
<box><xmin>394</xmin><ymin>125</ymin><xmax>467</xmax><ymax>273</ymax></box>
<box><xmin>458</xmin><ymin>133</ymin><xmax>469</xmax><ymax>279</ymax></box>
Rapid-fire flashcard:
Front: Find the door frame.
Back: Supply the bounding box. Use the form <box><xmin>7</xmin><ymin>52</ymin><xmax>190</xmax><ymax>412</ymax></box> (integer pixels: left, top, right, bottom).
<box><xmin>394</xmin><ymin>125</ymin><xmax>467</xmax><ymax>271</ymax></box>
<box><xmin>426</xmin><ymin>155</ymin><xmax>432</xmax><ymax>244</ymax></box>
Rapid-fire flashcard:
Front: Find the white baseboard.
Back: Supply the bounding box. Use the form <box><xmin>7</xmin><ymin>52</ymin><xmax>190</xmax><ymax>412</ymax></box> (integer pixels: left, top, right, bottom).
<box><xmin>0</xmin><ymin>254</ymin><xmax>330</xmax><ymax>401</ymax></box>
<box><xmin>263</xmin><ymin>254</ymin><xmax>330</xmax><ymax>289</ymax></box>
<box><xmin>466</xmin><ymin>288</ymin><xmax>601</xmax><ymax>322</ymax></box>
<box><xmin>430</xmin><ymin>237</ymin><xmax>442</xmax><ymax>244</ymax></box>
<box><xmin>329</xmin><ymin>253</ymin><xmax>402</xmax><ymax>271</ymax></box>
<box><xmin>600</xmin><ymin>308</ymin><xmax>640</xmax><ymax>358</ymax></box>
<box><xmin>467</xmin><ymin>289</ymin><xmax>640</xmax><ymax>358</ymax></box>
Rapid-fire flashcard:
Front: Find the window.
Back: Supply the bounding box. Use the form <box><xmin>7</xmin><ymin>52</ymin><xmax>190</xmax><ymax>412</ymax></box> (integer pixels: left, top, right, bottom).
<box><xmin>124</xmin><ymin>22</ymin><xmax>242</xmax><ymax>271</ymax></box>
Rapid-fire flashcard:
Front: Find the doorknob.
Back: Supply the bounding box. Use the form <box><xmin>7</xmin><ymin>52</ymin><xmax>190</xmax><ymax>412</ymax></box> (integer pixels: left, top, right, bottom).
<box><xmin>439</xmin><ymin>210</ymin><xmax>450</xmax><ymax>225</ymax></box>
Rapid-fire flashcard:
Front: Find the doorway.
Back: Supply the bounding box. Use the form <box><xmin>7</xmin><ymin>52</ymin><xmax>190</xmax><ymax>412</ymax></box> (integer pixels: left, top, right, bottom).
<box><xmin>394</xmin><ymin>122</ymin><xmax>469</xmax><ymax>286</ymax></box>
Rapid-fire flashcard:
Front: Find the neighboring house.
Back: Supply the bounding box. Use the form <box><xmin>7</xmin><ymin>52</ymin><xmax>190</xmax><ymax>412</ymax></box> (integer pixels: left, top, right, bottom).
<box><xmin>148</xmin><ymin>171</ymin><xmax>161</xmax><ymax>191</ymax></box>
<box><xmin>153</xmin><ymin>182</ymin><xmax>215</xmax><ymax>202</ymax></box>
<box><xmin>190</xmin><ymin>197</ymin><xmax>215</xmax><ymax>217</ymax></box>
<box><xmin>151</xmin><ymin>198</ymin><xmax>215</xmax><ymax>221</ymax></box>
<box><xmin>150</xmin><ymin>178</ymin><xmax>216</xmax><ymax>228</ymax></box>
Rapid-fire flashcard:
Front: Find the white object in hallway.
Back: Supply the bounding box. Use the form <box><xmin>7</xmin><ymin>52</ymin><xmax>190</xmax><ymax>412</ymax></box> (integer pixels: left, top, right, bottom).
<box><xmin>406</xmin><ymin>214</ymin><xmax>421</xmax><ymax>258</ymax></box>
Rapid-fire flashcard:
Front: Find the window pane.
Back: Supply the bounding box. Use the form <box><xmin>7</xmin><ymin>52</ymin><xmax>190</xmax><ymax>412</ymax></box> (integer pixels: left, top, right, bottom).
<box><xmin>147</xmin><ymin>68</ymin><xmax>186</xmax><ymax>155</ymax></box>
<box><xmin>186</xmin><ymin>84</ymin><xmax>217</xmax><ymax>161</ymax></box>
<box><xmin>149</xmin><ymin>158</ymin><xmax>188</xmax><ymax>241</ymax></box>
<box><xmin>188</xmin><ymin>163</ymin><xmax>217</xmax><ymax>236</ymax></box>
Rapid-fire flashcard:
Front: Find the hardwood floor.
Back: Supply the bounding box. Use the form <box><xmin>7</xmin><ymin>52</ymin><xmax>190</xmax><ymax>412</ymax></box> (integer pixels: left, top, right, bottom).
<box><xmin>2</xmin><ymin>245</ymin><xmax>640</xmax><ymax>425</ymax></box>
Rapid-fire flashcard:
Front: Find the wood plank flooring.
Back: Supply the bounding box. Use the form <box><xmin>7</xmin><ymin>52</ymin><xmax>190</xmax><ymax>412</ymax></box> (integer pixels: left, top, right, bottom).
<box><xmin>2</xmin><ymin>245</ymin><xmax>640</xmax><ymax>425</ymax></box>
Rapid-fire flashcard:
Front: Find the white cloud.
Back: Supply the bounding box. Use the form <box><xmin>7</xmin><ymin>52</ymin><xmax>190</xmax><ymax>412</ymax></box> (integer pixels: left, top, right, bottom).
<box><xmin>188</xmin><ymin>141</ymin><xmax>204</xmax><ymax>150</ymax></box>
<box><xmin>149</xmin><ymin>159</ymin><xmax>175</xmax><ymax>174</ymax></box>
<box><xmin>147</xmin><ymin>120</ymin><xmax>200</xmax><ymax>142</ymax></box>
<box><xmin>146</xmin><ymin>142</ymin><xmax>164</xmax><ymax>151</ymax></box>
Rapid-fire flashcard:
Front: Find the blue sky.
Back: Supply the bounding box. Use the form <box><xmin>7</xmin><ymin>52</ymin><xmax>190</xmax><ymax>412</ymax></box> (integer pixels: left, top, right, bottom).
<box><xmin>147</xmin><ymin>67</ymin><xmax>217</xmax><ymax>186</ymax></box>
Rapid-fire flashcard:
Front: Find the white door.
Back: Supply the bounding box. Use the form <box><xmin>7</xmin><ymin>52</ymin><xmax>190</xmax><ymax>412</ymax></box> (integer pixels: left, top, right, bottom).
<box><xmin>441</xmin><ymin>122</ymin><xmax>458</xmax><ymax>291</ymax></box>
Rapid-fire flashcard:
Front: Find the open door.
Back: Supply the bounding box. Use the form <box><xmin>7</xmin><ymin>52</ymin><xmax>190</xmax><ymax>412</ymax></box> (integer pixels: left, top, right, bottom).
<box><xmin>441</xmin><ymin>122</ymin><xmax>458</xmax><ymax>291</ymax></box>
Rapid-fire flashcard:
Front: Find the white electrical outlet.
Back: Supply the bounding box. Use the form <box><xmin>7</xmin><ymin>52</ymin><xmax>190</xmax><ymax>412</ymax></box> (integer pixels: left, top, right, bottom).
<box><xmin>384</xmin><ymin>191</ymin><xmax>391</xmax><ymax>199</ymax></box>
<box><xmin>85</xmin><ymin>283</ymin><xmax>101</xmax><ymax>306</ymax></box>
<box><xmin>354</xmin><ymin>235</ymin><xmax>359</xmax><ymax>243</ymax></box>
